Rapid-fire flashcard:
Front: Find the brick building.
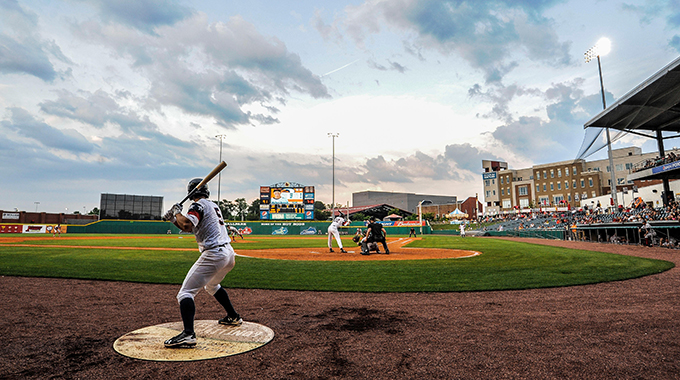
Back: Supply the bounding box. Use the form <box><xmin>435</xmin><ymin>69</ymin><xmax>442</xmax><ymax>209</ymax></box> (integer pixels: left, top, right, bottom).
<box><xmin>482</xmin><ymin>147</ymin><xmax>680</xmax><ymax>215</ymax></box>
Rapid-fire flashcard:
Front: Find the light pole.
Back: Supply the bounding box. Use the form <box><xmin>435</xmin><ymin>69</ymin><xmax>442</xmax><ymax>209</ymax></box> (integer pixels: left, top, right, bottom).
<box><xmin>216</xmin><ymin>134</ymin><xmax>227</xmax><ymax>205</ymax></box>
<box><xmin>585</xmin><ymin>37</ymin><xmax>617</xmax><ymax>210</ymax></box>
<box><xmin>418</xmin><ymin>200</ymin><xmax>431</xmax><ymax>234</ymax></box>
<box><xmin>328</xmin><ymin>133</ymin><xmax>339</xmax><ymax>218</ymax></box>
<box><xmin>34</xmin><ymin>202</ymin><xmax>40</xmax><ymax>212</ymax></box>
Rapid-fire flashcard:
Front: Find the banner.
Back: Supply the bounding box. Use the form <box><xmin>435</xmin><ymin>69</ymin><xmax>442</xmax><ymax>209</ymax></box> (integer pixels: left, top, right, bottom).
<box><xmin>395</xmin><ymin>221</ymin><xmax>425</xmax><ymax>227</ymax></box>
<box><xmin>0</xmin><ymin>225</ymin><xmax>22</xmax><ymax>233</ymax></box>
<box><xmin>24</xmin><ymin>225</ymin><xmax>47</xmax><ymax>233</ymax></box>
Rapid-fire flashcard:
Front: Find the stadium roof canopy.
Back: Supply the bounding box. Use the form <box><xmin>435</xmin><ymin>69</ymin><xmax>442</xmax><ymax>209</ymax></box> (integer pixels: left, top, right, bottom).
<box><xmin>331</xmin><ymin>204</ymin><xmax>411</xmax><ymax>219</ymax></box>
<box><xmin>584</xmin><ymin>55</ymin><xmax>680</xmax><ymax>134</ymax></box>
<box><xmin>584</xmin><ymin>55</ymin><xmax>680</xmax><ymax>181</ymax></box>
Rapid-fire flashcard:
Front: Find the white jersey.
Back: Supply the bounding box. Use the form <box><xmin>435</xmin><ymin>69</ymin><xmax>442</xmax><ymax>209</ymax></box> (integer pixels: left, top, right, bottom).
<box><xmin>186</xmin><ymin>198</ymin><xmax>231</xmax><ymax>251</ymax></box>
<box><xmin>329</xmin><ymin>216</ymin><xmax>346</xmax><ymax>231</ymax></box>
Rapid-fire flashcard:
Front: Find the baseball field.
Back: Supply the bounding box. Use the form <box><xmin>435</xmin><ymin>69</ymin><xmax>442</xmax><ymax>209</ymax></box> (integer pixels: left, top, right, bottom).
<box><xmin>1</xmin><ymin>234</ymin><xmax>678</xmax><ymax>379</ymax></box>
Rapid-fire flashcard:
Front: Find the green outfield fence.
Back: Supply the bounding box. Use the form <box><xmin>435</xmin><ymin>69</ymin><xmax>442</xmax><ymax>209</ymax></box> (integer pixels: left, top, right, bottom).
<box><xmin>51</xmin><ymin>220</ymin><xmax>433</xmax><ymax>235</ymax></box>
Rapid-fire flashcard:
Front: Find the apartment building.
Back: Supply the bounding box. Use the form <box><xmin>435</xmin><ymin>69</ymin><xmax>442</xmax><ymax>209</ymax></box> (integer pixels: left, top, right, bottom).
<box><xmin>482</xmin><ymin>147</ymin><xmax>677</xmax><ymax>215</ymax></box>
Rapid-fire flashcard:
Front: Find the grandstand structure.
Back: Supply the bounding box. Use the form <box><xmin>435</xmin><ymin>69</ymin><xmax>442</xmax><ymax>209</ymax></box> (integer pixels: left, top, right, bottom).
<box><xmin>477</xmin><ymin>55</ymin><xmax>680</xmax><ymax>247</ymax></box>
<box><xmin>585</xmin><ymin>55</ymin><xmax>680</xmax><ymax>206</ymax></box>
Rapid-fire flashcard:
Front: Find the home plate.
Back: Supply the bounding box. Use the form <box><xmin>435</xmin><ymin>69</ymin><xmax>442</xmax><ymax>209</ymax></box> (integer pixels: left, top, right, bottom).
<box><xmin>113</xmin><ymin>320</ymin><xmax>274</xmax><ymax>361</ymax></box>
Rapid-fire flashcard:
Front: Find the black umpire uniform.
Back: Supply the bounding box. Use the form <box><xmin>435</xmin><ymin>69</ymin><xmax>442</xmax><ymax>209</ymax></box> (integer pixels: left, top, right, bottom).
<box><xmin>362</xmin><ymin>217</ymin><xmax>389</xmax><ymax>255</ymax></box>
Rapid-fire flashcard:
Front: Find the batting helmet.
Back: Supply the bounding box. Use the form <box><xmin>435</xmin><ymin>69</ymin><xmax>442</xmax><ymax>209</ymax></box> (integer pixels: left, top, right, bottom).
<box><xmin>187</xmin><ymin>178</ymin><xmax>210</xmax><ymax>199</ymax></box>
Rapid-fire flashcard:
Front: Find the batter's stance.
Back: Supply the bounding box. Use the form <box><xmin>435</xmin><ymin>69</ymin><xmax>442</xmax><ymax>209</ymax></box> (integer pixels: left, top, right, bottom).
<box><xmin>328</xmin><ymin>212</ymin><xmax>348</xmax><ymax>253</ymax></box>
<box><xmin>163</xmin><ymin>178</ymin><xmax>242</xmax><ymax>348</ymax></box>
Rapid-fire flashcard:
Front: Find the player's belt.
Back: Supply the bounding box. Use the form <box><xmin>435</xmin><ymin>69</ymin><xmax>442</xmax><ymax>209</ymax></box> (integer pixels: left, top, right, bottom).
<box><xmin>201</xmin><ymin>243</ymin><xmax>229</xmax><ymax>252</ymax></box>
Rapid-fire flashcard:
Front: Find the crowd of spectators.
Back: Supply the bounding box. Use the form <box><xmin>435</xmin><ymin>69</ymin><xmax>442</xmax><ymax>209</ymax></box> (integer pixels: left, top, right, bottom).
<box><xmin>478</xmin><ymin>200</ymin><xmax>680</xmax><ymax>248</ymax></box>
<box><xmin>633</xmin><ymin>152</ymin><xmax>679</xmax><ymax>172</ymax></box>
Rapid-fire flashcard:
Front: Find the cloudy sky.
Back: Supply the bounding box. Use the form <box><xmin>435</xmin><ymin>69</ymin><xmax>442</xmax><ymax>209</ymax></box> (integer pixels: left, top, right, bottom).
<box><xmin>2</xmin><ymin>0</ymin><xmax>680</xmax><ymax>214</ymax></box>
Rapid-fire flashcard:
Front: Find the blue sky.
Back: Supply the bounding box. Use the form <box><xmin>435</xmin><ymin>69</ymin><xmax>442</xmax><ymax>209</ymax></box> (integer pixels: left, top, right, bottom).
<box><xmin>1</xmin><ymin>0</ymin><xmax>679</xmax><ymax>214</ymax></box>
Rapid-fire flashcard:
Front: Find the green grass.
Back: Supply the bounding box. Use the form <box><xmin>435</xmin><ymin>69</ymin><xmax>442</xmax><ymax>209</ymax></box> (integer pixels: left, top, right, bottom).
<box><xmin>0</xmin><ymin>235</ymin><xmax>672</xmax><ymax>292</ymax></box>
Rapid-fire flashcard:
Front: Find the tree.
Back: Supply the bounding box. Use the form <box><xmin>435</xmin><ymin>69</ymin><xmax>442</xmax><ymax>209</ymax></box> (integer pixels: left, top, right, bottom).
<box><xmin>216</xmin><ymin>200</ymin><xmax>237</xmax><ymax>220</ymax></box>
<box><xmin>351</xmin><ymin>212</ymin><xmax>369</xmax><ymax>221</ymax></box>
<box><xmin>235</xmin><ymin>198</ymin><xmax>248</xmax><ymax>221</ymax></box>
<box><xmin>314</xmin><ymin>201</ymin><xmax>326</xmax><ymax>211</ymax></box>
<box><xmin>88</xmin><ymin>207</ymin><xmax>99</xmax><ymax>216</ymax></box>
<box><xmin>247</xmin><ymin>199</ymin><xmax>260</xmax><ymax>220</ymax></box>
<box><xmin>314</xmin><ymin>201</ymin><xmax>330</xmax><ymax>221</ymax></box>
<box><xmin>388</xmin><ymin>208</ymin><xmax>404</xmax><ymax>217</ymax></box>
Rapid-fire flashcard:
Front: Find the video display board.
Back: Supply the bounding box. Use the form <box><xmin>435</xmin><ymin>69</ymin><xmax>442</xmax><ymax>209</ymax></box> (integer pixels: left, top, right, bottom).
<box><xmin>260</xmin><ymin>183</ymin><xmax>314</xmax><ymax>220</ymax></box>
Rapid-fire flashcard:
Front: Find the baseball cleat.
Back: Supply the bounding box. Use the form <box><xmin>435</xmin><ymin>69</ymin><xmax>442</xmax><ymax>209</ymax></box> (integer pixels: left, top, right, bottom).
<box><xmin>340</xmin><ymin>248</ymin><xmax>347</xmax><ymax>253</ymax></box>
<box><xmin>360</xmin><ymin>251</ymin><xmax>370</xmax><ymax>255</ymax></box>
<box><xmin>164</xmin><ymin>330</ymin><xmax>197</xmax><ymax>348</ymax></box>
<box><xmin>329</xmin><ymin>248</ymin><xmax>334</xmax><ymax>253</ymax></box>
<box><xmin>219</xmin><ymin>315</ymin><xmax>243</xmax><ymax>326</ymax></box>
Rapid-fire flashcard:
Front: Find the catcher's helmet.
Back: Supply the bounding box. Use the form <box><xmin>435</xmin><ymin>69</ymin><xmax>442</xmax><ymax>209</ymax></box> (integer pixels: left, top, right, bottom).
<box><xmin>187</xmin><ymin>178</ymin><xmax>210</xmax><ymax>199</ymax></box>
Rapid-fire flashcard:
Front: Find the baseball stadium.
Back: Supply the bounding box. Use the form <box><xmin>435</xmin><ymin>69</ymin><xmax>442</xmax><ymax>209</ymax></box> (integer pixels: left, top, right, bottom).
<box><xmin>1</xmin><ymin>206</ymin><xmax>678</xmax><ymax>378</ymax></box>
<box><xmin>4</xmin><ymin>70</ymin><xmax>680</xmax><ymax>378</ymax></box>
<box><xmin>4</xmin><ymin>2</ymin><xmax>680</xmax><ymax>379</ymax></box>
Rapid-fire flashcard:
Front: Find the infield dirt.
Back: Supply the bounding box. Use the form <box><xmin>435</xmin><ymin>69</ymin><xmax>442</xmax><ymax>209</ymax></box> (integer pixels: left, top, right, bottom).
<box><xmin>1</xmin><ymin>237</ymin><xmax>678</xmax><ymax>379</ymax></box>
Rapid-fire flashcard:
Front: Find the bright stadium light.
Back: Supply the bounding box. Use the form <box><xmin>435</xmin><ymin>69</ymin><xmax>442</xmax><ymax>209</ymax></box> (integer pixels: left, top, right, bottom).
<box><xmin>585</xmin><ymin>38</ymin><xmax>611</xmax><ymax>62</ymax></box>
<box><xmin>585</xmin><ymin>37</ymin><xmax>617</xmax><ymax>209</ymax></box>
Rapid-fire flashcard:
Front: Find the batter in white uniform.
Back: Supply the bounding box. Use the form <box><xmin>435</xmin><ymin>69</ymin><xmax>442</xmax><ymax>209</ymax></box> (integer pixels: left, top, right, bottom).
<box><xmin>163</xmin><ymin>178</ymin><xmax>242</xmax><ymax>348</ymax></box>
<box><xmin>328</xmin><ymin>212</ymin><xmax>348</xmax><ymax>253</ymax></box>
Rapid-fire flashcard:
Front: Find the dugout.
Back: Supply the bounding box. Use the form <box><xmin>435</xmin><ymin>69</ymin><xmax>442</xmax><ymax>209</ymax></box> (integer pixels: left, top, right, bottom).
<box><xmin>575</xmin><ymin>221</ymin><xmax>680</xmax><ymax>245</ymax></box>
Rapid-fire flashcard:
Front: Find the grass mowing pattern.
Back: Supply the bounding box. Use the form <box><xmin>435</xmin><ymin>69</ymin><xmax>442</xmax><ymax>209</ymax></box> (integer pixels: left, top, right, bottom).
<box><xmin>0</xmin><ymin>235</ymin><xmax>673</xmax><ymax>292</ymax></box>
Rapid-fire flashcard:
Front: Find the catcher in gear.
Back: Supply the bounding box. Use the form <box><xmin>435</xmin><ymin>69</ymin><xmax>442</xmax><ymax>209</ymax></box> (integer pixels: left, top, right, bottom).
<box><xmin>162</xmin><ymin>178</ymin><xmax>242</xmax><ymax>348</ymax></box>
<box><xmin>361</xmin><ymin>216</ymin><xmax>389</xmax><ymax>255</ymax></box>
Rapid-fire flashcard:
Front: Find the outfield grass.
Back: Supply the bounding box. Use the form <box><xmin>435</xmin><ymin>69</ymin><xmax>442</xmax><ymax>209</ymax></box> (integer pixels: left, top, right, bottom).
<box><xmin>0</xmin><ymin>235</ymin><xmax>672</xmax><ymax>292</ymax></box>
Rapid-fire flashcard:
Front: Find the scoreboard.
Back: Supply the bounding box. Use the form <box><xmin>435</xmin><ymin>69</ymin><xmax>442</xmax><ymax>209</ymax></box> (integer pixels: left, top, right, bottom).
<box><xmin>260</xmin><ymin>183</ymin><xmax>314</xmax><ymax>220</ymax></box>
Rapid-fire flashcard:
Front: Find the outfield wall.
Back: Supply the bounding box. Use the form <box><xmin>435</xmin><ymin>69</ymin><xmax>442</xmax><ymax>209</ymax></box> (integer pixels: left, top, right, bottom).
<box><xmin>43</xmin><ymin>220</ymin><xmax>432</xmax><ymax>235</ymax></box>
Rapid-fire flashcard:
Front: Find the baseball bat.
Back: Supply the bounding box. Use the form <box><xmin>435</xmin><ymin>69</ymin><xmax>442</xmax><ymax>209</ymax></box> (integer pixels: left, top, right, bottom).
<box><xmin>164</xmin><ymin>161</ymin><xmax>228</xmax><ymax>221</ymax></box>
<box><xmin>178</xmin><ymin>161</ymin><xmax>228</xmax><ymax>206</ymax></box>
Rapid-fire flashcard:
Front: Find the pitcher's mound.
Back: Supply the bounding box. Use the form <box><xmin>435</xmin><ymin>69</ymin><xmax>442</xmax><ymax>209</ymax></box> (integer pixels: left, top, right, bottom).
<box><xmin>113</xmin><ymin>320</ymin><xmax>274</xmax><ymax>361</ymax></box>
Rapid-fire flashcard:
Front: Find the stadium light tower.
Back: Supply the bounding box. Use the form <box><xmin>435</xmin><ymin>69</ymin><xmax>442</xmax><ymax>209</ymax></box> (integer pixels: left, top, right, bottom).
<box><xmin>585</xmin><ymin>37</ymin><xmax>617</xmax><ymax>209</ymax></box>
<box><xmin>328</xmin><ymin>133</ymin><xmax>339</xmax><ymax>217</ymax></box>
<box><xmin>418</xmin><ymin>200</ymin><xmax>432</xmax><ymax>234</ymax></box>
<box><xmin>216</xmin><ymin>134</ymin><xmax>227</xmax><ymax>204</ymax></box>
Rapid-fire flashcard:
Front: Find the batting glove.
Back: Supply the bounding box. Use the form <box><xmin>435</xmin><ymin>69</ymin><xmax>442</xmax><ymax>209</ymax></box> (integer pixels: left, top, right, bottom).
<box><xmin>171</xmin><ymin>203</ymin><xmax>183</xmax><ymax>215</ymax></box>
<box><xmin>163</xmin><ymin>209</ymin><xmax>175</xmax><ymax>221</ymax></box>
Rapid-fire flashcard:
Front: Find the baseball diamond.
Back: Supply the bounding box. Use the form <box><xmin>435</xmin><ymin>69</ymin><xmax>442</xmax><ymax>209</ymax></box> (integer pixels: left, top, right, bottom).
<box><xmin>0</xmin><ymin>237</ymin><xmax>678</xmax><ymax>379</ymax></box>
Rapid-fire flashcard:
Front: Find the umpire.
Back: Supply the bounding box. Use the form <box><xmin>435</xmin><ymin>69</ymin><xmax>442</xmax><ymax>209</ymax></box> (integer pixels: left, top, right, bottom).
<box><xmin>361</xmin><ymin>216</ymin><xmax>389</xmax><ymax>255</ymax></box>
